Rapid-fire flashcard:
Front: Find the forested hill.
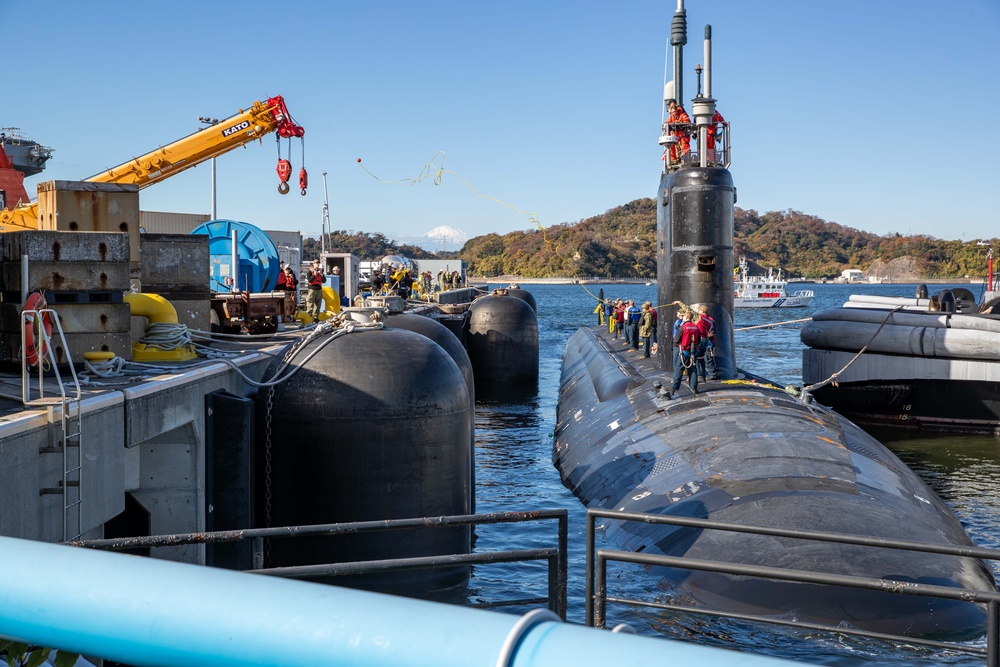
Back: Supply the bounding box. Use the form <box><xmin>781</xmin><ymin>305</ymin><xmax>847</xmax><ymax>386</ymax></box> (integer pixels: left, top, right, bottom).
<box><xmin>458</xmin><ymin>199</ymin><xmax>993</xmax><ymax>280</ymax></box>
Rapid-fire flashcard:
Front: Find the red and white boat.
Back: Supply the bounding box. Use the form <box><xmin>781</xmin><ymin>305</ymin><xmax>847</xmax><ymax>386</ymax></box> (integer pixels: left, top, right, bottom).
<box><xmin>733</xmin><ymin>257</ymin><xmax>814</xmax><ymax>308</ymax></box>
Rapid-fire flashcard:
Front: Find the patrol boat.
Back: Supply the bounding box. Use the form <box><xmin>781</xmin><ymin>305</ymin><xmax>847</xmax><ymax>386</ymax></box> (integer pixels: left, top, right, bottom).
<box><xmin>733</xmin><ymin>256</ymin><xmax>814</xmax><ymax>308</ymax></box>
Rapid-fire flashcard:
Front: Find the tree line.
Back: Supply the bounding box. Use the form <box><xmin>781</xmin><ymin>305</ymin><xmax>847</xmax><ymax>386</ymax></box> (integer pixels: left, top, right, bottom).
<box><xmin>310</xmin><ymin>200</ymin><xmax>995</xmax><ymax>280</ymax></box>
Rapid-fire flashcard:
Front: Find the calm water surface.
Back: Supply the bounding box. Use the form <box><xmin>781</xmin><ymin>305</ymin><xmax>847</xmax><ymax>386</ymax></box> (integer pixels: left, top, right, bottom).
<box><xmin>469</xmin><ymin>281</ymin><xmax>1000</xmax><ymax>666</ymax></box>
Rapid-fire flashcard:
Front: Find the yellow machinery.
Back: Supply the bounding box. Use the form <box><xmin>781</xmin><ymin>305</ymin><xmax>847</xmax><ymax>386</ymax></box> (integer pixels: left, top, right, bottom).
<box><xmin>0</xmin><ymin>96</ymin><xmax>305</xmax><ymax>231</ymax></box>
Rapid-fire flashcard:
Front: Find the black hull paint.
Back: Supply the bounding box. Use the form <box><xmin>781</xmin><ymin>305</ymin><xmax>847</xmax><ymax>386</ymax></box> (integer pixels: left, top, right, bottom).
<box><xmin>812</xmin><ymin>378</ymin><xmax>1000</xmax><ymax>435</ymax></box>
<box><xmin>554</xmin><ymin>326</ymin><xmax>996</xmax><ymax>638</ymax></box>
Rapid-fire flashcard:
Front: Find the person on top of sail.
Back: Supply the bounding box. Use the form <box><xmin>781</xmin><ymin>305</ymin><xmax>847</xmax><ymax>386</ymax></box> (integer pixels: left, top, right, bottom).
<box><xmin>706</xmin><ymin>109</ymin><xmax>726</xmax><ymax>164</ymax></box>
<box><xmin>664</xmin><ymin>98</ymin><xmax>692</xmax><ymax>164</ymax></box>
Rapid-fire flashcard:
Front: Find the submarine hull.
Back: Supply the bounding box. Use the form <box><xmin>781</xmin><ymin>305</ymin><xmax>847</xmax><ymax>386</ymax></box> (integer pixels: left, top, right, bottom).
<box><xmin>554</xmin><ymin>327</ymin><xmax>995</xmax><ymax>638</ymax></box>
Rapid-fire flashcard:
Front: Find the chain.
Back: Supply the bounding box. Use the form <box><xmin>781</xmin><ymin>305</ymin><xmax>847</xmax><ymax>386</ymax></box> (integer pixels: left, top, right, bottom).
<box><xmin>264</xmin><ymin>384</ymin><xmax>274</xmax><ymax>525</ymax></box>
<box><xmin>262</xmin><ymin>337</ymin><xmax>311</xmax><ymax>562</ymax></box>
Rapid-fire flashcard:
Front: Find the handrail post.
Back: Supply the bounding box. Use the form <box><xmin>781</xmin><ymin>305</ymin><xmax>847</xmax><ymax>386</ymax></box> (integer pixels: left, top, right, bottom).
<box><xmin>547</xmin><ymin>554</ymin><xmax>559</xmax><ymax>617</ymax></box>
<box><xmin>585</xmin><ymin>510</ymin><xmax>595</xmax><ymax>626</ymax></box>
<box><xmin>557</xmin><ymin>511</ymin><xmax>568</xmax><ymax>619</ymax></box>
<box><xmin>989</xmin><ymin>599</ymin><xmax>999</xmax><ymax>667</ymax></box>
<box><xmin>252</xmin><ymin>537</ymin><xmax>264</xmax><ymax>570</ymax></box>
<box><xmin>595</xmin><ymin>551</ymin><xmax>607</xmax><ymax>629</ymax></box>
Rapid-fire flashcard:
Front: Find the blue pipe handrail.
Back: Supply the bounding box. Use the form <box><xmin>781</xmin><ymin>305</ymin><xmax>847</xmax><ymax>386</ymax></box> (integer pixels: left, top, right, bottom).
<box><xmin>585</xmin><ymin>508</ymin><xmax>1000</xmax><ymax>665</ymax></box>
<box><xmin>72</xmin><ymin>510</ymin><xmax>569</xmax><ymax>618</ymax></box>
<box><xmin>0</xmin><ymin>535</ymin><xmax>804</xmax><ymax>667</ymax></box>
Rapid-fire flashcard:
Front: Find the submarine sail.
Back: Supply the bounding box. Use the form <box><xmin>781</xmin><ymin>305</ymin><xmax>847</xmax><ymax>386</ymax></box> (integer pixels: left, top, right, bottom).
<box><xmin>554</xmin><ymin>4</ymin><xmax>995</xmax><ymax>639</ymax></box>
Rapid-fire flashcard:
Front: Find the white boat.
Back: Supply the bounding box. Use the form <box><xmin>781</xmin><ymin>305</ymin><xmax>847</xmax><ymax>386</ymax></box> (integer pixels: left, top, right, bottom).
<box><xmin>733</xmin><ymin>257</ymin><xmax>814</xmax><ymax>308</ymax></box>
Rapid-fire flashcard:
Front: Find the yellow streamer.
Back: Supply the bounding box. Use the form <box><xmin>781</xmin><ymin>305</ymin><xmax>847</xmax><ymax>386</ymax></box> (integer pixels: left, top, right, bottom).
<box><xmin>357</xmin><ymin>151</ymin><xmax>541</xmax><ymax>230</ymax></box>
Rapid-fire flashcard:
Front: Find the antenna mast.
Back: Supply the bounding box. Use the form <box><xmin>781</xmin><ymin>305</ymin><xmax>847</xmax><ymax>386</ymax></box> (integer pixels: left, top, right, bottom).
<box><xmin>321</xmin><ymin>171</ymin><xmax>330</xmax><ymax>255</ymax></box>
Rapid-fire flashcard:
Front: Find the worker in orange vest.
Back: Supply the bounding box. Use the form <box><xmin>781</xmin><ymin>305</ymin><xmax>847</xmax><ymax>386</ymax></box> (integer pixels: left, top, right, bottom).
<box><xmin>664</xmin><ymin>99</ymin><xmax>691</xmax><ymax>164</ymax></box>
<box><xmin>706</xmin><ymin>110</ymin><xmax>726</xmax><ymax>164</ymax></box>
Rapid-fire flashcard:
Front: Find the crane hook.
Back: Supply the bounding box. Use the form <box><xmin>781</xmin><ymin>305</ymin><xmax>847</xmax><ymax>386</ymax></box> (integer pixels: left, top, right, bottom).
<box><xmin>276</xmin><ymin>158</ymin><xmax>292</xmax><ymax>195</ymax></box>
<box><xmin>299</xmin><ymin>167</ymin><xmax>308</xmax><ymax>196</ymax></box>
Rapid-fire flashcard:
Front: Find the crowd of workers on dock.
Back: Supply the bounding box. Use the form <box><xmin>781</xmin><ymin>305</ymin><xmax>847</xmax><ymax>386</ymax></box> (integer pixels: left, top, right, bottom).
<box><xmin>365</xmin><ymin>266</ymin><xmax>465</xmax><ymax>300</ymax></box>
<box><xmin>598</xmin><ymin>297</ymin><xmax>718</xmax><ymax>398</ymax></box>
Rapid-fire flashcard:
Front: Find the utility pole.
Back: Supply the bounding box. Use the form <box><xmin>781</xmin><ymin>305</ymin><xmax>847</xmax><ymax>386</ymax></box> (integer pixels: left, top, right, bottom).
<box><xmin>321</xmin><ymin>171</ymin><xmax>330</xmax><ymax>255</ymax></box>
<box><xmin>197</xmin><ymin>116</ymin><xmax>220</xmax><ymax>219</ymax></box>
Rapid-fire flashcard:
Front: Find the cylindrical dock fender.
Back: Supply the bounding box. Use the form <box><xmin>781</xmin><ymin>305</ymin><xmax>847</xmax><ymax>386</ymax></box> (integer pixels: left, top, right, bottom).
<box><xmin>386</xmin><ymin>312</ymin><xmax>477</xmax><ymax>511</ymax></box>
<box><xmin>255</xmin><ymin>327</ymin><xmax>472</xmax><ymax>594</ymax></box>
<box><xmin>505</xmin><ymin>286</ymin><xmax>537</xmax><ymax>313</ymax></box>
<box><xmin>465</xmin><ymin>294</ymin><xmax>539</xmax><ymax>386</ymax></box>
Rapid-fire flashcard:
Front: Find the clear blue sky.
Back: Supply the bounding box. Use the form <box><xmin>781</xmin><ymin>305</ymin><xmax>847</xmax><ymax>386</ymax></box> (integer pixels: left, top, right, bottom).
<box><xmin>6</xmin><ymin>0</ymin><xmax>999</xmax><ymax>246</ymax></box>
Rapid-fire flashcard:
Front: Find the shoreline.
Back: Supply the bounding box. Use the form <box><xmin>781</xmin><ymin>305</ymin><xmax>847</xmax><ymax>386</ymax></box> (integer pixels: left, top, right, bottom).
<box><xmin>469</xmin><ymin>276</ymin><xmax>980</xmax><ymax>286</ymax></box>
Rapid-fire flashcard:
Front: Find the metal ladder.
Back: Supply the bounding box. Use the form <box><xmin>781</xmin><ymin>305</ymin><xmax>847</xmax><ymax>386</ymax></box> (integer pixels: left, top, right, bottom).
<box><xmin>22</xmin><ymin>306</ymin><xmax>84</xmax><ymax>542</ymax></box>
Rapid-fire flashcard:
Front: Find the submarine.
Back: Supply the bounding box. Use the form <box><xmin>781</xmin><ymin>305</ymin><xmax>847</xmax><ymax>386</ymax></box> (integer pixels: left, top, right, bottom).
<box><xmin>553</xmin><ymin>5</ymin><xmax>996</xmax><ymax>639</ymax></box>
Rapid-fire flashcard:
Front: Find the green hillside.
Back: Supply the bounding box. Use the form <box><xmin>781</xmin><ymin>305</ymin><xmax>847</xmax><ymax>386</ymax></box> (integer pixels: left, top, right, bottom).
<box><xmin>458</xmin><ymin>200</ymin><xmax>995</xmax><ymax>280</ymax></box>
<box><xmin>311</xmin><ymin>200</ymin><xmax>994</xmax><ymax>281</ymax></box>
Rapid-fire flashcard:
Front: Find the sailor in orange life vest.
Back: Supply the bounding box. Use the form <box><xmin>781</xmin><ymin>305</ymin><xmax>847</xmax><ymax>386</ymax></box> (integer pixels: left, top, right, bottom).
<box><xmin>277</xmin><ymin>261</ymin><xmax>289</xmax><ymax>289</ymax></box>
<box><xmin>706</xmin><ymin>109</ymin><xmax>726</xmax><ymax>163</ymax></box>
<box><xmin>668</xmin><ymin>309</ymin><xmax>701</xmax><ymax>398</ymax></box>
<box><xmin>306</xmin><ymin>260</ymin><xmax>325</xmax><ymax>319</ymax></box>
<box><xmin>283</xmin><ymin>264</ymin><xmax>299</xmax><ymax>292</ymax></box>
<box><xmin>664</xmin><ymin>98</ymin><xmax>691</xmax><ymax>164</ymax></box>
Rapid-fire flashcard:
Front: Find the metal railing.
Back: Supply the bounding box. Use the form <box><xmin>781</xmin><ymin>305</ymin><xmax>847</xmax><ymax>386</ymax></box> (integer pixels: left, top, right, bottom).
<box><xmin>22</xmin><ymin>306</ymin><xmax>85</xmax><ymax>542</ymax></box>
<box><xmin>73</xmin><ymin>509</ymin><xmax>568</xmax><ymax>619</ymax></box>
<box><xmin>586</xmin><ymin>508</ymin><xmax>1000</xmax><ymax>665</ymax></box>
<box><xmin>661</xmin><ymin>120</ymin><xmax>731</xmax><ymax>173</ymax></box>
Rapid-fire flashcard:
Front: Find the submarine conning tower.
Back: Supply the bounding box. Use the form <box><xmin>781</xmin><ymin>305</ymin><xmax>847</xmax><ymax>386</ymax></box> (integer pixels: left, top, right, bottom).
<box><xmin>554</xmin><ymin>3</ymin><xmax>997</xmax><ymax>640</ymax></box>
<box><xmin>656</xmin><ymin>20</ymin><xmax>737</xmax><ymax>379</ymax></box>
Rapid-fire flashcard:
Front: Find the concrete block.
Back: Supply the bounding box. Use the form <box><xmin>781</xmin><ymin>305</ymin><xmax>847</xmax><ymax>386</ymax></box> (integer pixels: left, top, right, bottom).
<box><xmin>36</xmin><ymin>181</ymin><xmax>140</xmax><ymax>266</ymax></box>
<box><xmin>0</xmin><ymin>398</ymin><xmax>125</xmax><ymax>541</ymax></box>
<box><xmin>2</xmin><ymin>229</ymin><xmax>130</xmax><ymax>263</ymax></box>
<box><xmin>1</xmin><ymin>330</ymin><xmax>131</xmax><ymax>366</ymax></box>
<box><xmin>0</xmin><ymin>302</ymin><xmax>131</xmax><ymax>335</ymax></box>
<box><xmin>166</xmin><ymin>297</ymin><xmax>212</xmax><ymax>333</ymax></box>
<box><xmin>139</xmin><ymin>234</ymin><xmax>210</xmax><ymax>293</ymax></box>
<box><xmin>3</xmin><ymin>260</ymin><xmax>130</xmax><ymax>293</ymax></box>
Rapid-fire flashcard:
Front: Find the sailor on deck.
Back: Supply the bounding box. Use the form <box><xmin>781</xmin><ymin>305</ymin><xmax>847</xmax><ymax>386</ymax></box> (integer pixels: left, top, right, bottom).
<box><xmin>664</xmin><ymin>98</ymin><xmax>691</xmax><ymax>164</ymax></box>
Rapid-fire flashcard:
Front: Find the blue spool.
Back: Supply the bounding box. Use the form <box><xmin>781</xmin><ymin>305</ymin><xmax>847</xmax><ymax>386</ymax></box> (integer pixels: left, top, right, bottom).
<box><xmin>191</xmin><ymin>219</ymin><xmax>280</xmax><ymax>293</ymax></box>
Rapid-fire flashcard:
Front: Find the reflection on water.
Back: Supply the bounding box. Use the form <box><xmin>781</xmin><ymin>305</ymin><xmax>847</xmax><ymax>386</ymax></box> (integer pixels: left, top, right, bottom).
<box><xmin>469</xmin><ymin>282</ymin><xmax>998</xmax><ymax>666</ymax></box>
<box><xmin>872</xmin><ymin>430</ymin><xmax>1000</xmax><ymax>556</ymax></box>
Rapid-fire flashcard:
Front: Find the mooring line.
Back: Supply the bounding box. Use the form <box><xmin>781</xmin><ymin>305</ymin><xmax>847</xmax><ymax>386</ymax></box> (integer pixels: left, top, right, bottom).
<box><xmin>734</xmin><ymin>317</ymin><xmax>812</xmax><ymax>331</ymax></box>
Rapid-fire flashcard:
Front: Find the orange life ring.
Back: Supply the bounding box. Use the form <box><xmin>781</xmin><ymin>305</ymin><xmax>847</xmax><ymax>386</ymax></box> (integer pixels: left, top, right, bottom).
<box><xmin>23</xmin><ymin>292</ymin><xmax>53</xmax><ymax>366</ymax></box>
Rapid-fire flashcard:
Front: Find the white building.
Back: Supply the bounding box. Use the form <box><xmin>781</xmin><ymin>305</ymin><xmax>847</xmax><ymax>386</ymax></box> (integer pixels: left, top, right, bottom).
<box><xmin>840</xmin><ymin>269</ymin><xmax>864</xmax><ymax>282</ymax></box>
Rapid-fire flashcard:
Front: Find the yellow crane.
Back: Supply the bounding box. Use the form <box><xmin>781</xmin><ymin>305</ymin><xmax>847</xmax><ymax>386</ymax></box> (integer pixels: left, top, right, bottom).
<box><xmin>0</xmin><ymin>95</ymin><xmax>305</xmax><ymax>232</ymax></box>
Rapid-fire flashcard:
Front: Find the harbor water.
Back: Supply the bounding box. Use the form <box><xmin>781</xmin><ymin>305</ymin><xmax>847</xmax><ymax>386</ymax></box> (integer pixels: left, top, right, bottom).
<box><xmin>468</xmin><ymin>281</ymin><xmax>998</xmax><ymax>666</ymax></box>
